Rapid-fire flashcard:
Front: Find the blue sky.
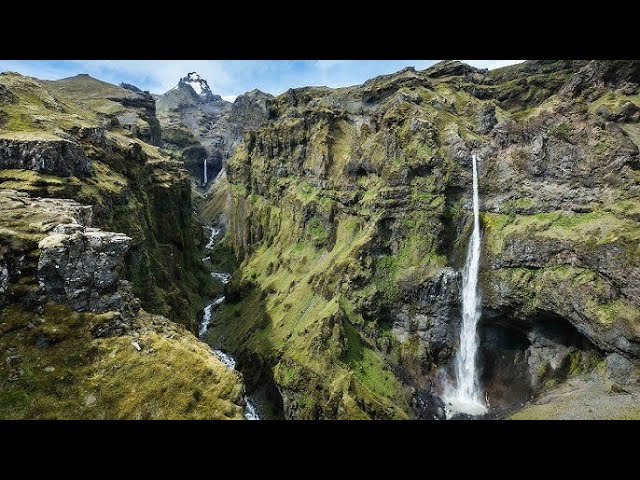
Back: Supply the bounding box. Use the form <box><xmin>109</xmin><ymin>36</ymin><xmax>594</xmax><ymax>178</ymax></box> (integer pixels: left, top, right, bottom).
<box><xmin>0</xmin><ymin>60</ymin><xmax>524</xmax><ymax>101</ymax></box>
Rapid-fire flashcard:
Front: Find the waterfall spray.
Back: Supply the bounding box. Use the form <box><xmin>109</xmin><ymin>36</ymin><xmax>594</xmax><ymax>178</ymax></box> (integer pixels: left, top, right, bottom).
<box><xmin>446</xmin><ymin>153</ymin><xmax>487</xmax><ymax>416</ymax></box>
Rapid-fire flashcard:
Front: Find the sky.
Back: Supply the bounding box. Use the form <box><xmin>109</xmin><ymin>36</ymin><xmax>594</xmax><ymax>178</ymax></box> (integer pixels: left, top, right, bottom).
<box><xmin>0</xmin><ymin>60</ymin><xmax>524</xmax><ymax>102</ymax></box>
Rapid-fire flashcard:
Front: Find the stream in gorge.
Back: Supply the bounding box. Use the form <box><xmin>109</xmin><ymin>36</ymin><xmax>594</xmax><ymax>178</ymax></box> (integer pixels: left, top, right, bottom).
<box><xmin>200</xmin><ymin>225</ymin><xmax>260</xmax><ymax>420</ymax></box>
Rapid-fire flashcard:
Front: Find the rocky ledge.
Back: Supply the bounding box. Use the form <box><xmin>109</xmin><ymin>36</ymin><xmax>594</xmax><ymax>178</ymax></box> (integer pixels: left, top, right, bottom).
<box><xmin>38</xmin><ymin>224</ymin><xmax>137</xmax><ymax>314</ymax></box>
<box><xmin>0</xmin><ymin>189</ymin><xmax>135</xmax><ymax>316</ymax></box>
<box><xmin>0</xmin><ymin>137</ymin><xmax>93</xmax><ymax>177</ymax></box>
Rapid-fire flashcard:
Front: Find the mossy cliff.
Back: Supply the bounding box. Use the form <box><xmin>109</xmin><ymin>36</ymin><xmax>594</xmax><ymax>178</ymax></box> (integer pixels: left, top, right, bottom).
<box><xmin>214</xmin><ymin>60</ymin><xmax>640</xmax><ymax>419</ymax></box>
<box><xmin>0</xmin><ymin>72</ymin><xmax>245</xmax><ymax>418</ymax></box>
<box><xmin>0</xmin><ymin>72</ymin><xmax>210</xmax><ymax>330</ymax></box>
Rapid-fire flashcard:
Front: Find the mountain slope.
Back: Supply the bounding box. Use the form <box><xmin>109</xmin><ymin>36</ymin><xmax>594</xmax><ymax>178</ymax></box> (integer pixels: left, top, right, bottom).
<box><xmin>0</xmin><ymin>72</ymin><xmax>247</xmax><ymax>419</ymax></box>
<box><xmin>156</xmin><ymin>73</ymin><xmax>272</xmax><ymax>185</ymax></box>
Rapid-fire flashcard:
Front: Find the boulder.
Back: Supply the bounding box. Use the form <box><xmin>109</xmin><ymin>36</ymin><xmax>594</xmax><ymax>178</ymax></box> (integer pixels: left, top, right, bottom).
<box><xmin>38</xmin><ymin>227</ymin><xmax>133</xmax><ymax>313</ymax></box>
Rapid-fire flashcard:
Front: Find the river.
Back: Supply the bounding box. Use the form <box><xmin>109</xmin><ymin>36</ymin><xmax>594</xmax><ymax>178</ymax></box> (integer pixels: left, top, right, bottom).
<box><xmin>200</xmin><ymin>225</ymin><xmax>260</xmax><ymax>420</ymax></box>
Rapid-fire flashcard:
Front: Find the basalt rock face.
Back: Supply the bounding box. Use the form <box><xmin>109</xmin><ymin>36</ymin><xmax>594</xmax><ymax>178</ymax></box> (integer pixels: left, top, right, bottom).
<box><xmin>157</xmin><ymin>75</ymin><xmax>272</xmax><ymax>185</ymax></box>
<box><xmin>38</xmin><ymin>225</ymin><xmax>134</xmax><ymax>314</ymax></box>
<box><xmin>207</xmin><ymin>89</ymin><xmax>274</xmax><ymax>171</ymax></box>
<box><xmin>218</xmin><ymin>60</ymin><xmax>640</xmax><ymax>419</ymax></box>
<box><xmin>0</xmin><ymin>138</ymin><xmax>93</xmax><ymax>177</ymax></box>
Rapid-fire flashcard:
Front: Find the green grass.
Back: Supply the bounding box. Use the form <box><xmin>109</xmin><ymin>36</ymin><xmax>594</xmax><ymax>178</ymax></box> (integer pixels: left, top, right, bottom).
<box><xmin>548</xmin><ymin>121</ymin><xmax>572</xmax><ymax>141</ymax></box>
<box><xmin>209</xmin><ymin>187</ymin><xmax>412</xmax><ymax>418</ymax></box>
<box><xmin>342</xmin><ymin>322</ymin><xmax>404</xmax><ymax>401</ymax></box>
<box><xmin>588</xmin><ymin>91</ymin><xmax>640</xmax><ymax>115</ymax></box>
<box><xmin>307</xmin><ymin>216</ymin><xmax>329</xmax><ymax>246</ymax></box>
<box><xmin>483</xmin><ymin>210</ymin><xmax>640</xmax><ymax>257</ymax></box>
<box><xmin>0</xmin><ymin>304</ymin><xmax>244</xmax><ymax>419</ymax></box>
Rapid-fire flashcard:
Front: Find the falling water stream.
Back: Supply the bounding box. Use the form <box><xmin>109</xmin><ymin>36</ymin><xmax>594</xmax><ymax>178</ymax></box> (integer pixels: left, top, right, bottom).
<box><xmin>445</xmin><ymin>154</ymin><xmax>487</xmax><ymax>417</ymax></box>
<box><xmin>203</xmin><ymin>158</ymin><xmax>208</xmax><ymax>186</ymax></box>
<box><xmin>200</xmin><ymin>225</ymin><xmax>260</xmax><ymax>420</ymax></box>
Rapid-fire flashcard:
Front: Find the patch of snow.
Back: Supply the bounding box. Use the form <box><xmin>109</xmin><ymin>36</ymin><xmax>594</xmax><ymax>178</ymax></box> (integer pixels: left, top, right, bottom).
<box><xmin>187</xmin><ymin>79</ymin><xmax>205</xmax><ymax>95</ymax></box>
<box><xmin>182</xmin><ymin>72</ymin><xmax>212</xmax><ymax>97</ymax></box>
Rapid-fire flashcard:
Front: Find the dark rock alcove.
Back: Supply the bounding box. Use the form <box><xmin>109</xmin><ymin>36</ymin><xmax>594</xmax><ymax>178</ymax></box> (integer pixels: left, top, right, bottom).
<box><xmin>476</xmin><ymin>310</ymin><xmax>602</xmax><ymax>414</ymax></box>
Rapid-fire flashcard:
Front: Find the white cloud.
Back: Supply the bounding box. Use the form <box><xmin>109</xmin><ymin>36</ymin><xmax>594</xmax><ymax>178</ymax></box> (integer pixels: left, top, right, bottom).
<box><xmin>68</xmin><ymin>60</ymin><xmax>234</xmax><ymax>94</ymax></box>
<box><xmin>222</xmin><ymin>95</ymin><xmax>237</xmax><ymax>102</ymax></box>
<box><xmin>314</xmin><ymin>60</ymin><xmax>353</xmax><ymax>70</ymax></box>
<box><xmin>462</xmin><ymin>60</ymin><xmax>525</xmax><ymax>70</ymax></box>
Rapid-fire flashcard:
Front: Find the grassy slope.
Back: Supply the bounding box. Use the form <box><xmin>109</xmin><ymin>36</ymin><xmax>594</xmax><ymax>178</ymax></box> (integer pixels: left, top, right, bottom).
<box><xmin>0</xmin><ymin>304</ymin><xmax>244</xmax><ymax>419</ymax></box>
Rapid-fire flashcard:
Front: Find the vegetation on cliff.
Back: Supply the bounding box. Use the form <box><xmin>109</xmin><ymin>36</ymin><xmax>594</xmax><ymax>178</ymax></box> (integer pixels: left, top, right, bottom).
<box><xmin>0</xmin><ymin>72</ymin><xmax>244</xmax><ymax>419</ymax></box>
<box><xmin>213</xmin><ymin>60</ymin><xmax>640</xmax><ymax>419</ymax></box>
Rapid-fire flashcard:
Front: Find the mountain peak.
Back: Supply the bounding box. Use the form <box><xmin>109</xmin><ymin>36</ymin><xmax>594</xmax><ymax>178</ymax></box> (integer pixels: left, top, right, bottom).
<box><xmin>179</xmin><ymin>72</ymin><xmax>213</xmax><ymax>97</ymax></box>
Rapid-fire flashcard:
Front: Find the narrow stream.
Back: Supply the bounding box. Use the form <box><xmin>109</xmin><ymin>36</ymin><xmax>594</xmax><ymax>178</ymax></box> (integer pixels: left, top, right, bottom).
<box><xmin>200</xmin><ymin>225</ymin><xmax>260</xmax><ymax>420</ymax></box>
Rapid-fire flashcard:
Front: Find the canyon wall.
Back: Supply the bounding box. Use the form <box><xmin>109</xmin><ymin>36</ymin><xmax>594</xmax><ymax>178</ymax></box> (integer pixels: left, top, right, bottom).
<box><xmin>216</xmin><ymin>60</ymin><xmax>640</xmax><ymax>418</ymax></box>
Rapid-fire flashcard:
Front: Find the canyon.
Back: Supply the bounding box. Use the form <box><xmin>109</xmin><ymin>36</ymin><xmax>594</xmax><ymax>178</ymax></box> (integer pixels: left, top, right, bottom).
<box><xmin>1</xmin><ymin>60</ymin><xmax>639</xmax><ymax>419</ymax></box>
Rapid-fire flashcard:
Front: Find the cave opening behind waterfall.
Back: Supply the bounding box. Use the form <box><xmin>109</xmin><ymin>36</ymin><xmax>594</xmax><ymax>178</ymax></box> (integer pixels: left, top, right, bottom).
<box><xmin>473</xmin><ymin>310</ymin><xmax>603</xmax><ymax>416</ymax></box>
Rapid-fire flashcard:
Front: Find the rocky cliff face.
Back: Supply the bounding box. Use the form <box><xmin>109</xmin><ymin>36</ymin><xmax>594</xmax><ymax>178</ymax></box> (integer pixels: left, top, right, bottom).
<box><xmin>215</xmin><ymin>60</ymin><xmax>640</xmax><ymax>419</ymax></box>
<box><xmin>156</xmin><ymin>74</ymin><xmax>272</xmax><ymax>185</ymax></box>
<box><xmin>0</xmin><ymin>188</ymin><xmax>245</xmax><ymax>419</ymax></box>
<box><xmin>0</xmin><ymin>138</ymin><xmax>93</xmax><ymax>177</ymax></box>
<box><xmin>0</xmin><ymin>72</ymin><xmax>212</xmax><ymax>330</ymax></box>
<box><xmin>0</xmin><ymin>71</ymin><xmax>248</xmax><ymax>419</ymax></box>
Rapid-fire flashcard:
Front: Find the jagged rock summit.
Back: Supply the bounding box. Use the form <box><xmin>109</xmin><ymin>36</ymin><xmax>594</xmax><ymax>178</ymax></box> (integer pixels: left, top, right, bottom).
<box><xmin>156</xmin><ymin>73</ymin><xmax>272</xmax><ymax>185</ymax></box>
<box><xmin>178</xmin><ymin>72</ymin><xmax>217</xmax><ymax>100</ymax></box>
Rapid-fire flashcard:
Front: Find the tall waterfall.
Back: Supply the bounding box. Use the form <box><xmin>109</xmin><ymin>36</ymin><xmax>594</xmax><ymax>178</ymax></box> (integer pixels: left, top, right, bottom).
<box><xmin>203</xmin><ymin>158</ymin><xmax>208</xmax><ymax>186</ymax></box>
<box><xmin>446</xmin><ymin>154</ymin><xmax>487</xmax><ymax>416</ymax></box>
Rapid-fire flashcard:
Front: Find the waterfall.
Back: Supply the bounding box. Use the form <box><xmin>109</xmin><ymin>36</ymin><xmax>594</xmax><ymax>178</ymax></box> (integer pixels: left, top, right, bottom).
<box><xmin>446</xmin><ymin>154</ymin><xmax>487</xmax><ymax>417</ymax></box>
<box><xmin>203</xmin><ymin>158</ymin><xmax>208</xmax><ymax>186</ymax></box>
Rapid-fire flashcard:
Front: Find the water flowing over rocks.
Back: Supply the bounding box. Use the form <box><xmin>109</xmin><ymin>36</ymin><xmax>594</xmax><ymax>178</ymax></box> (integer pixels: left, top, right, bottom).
<box><xmin>3</xmin><ymin>60</ymin><xmax>640</xmax><ymax>420</ymax></box>
<box><xmin>198</xmin><ymin>223</ymin><xmax>261</xmax><ymax>419</ymax></box>
<box><xmin>217</xmin><ymin>59</ymin><xmax>640</xmax><ymax>419</ymax></box>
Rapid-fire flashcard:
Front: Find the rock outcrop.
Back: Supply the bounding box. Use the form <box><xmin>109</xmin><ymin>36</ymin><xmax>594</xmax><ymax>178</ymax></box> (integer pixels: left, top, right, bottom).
<box><xmin>0</xmin><ymin>137</ymin><xmax>93</xmax><ymax>177</ymax></box>
<box><xmin>38</xmin><ymin>224</ymin><xmax>135</xmax><ymax>314</ymax></box>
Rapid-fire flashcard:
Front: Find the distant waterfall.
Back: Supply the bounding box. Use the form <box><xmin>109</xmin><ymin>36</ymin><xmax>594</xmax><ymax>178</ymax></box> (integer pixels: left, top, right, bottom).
<box><xmin>446</xmin><ymin>154</ymin><xmax>487</xmax><ymax>417</ymax></box>
<box><xmin>203</xmin><ymin>158</ymin><xmax>208</xmax><ymax>186</ymax></box>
